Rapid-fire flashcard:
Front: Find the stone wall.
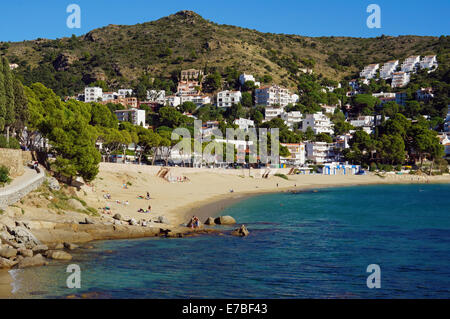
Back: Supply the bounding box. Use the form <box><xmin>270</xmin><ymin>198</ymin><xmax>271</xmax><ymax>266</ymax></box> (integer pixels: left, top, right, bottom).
<box><xmin>0</xmin><ymin>170</ymin><xmax>45</xmax><ymax>209</ymax></box>
<box><xmin>0</xmin><ymin>148</ymin><xmax>32</xmax><ymax>178</ymax></box>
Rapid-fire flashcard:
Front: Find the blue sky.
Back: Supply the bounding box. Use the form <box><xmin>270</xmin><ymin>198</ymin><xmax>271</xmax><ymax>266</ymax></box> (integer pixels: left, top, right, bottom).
<box><xmin>1</xmin><ymin>0</ymin><xmax>449</xmax><ymax>42</ymax></box>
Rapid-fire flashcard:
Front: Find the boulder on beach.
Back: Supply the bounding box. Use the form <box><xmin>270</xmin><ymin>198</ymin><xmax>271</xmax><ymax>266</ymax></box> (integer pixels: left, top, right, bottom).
<box><xmin>32</xmin><ymin>244</ymin><xmax>49</xmax><ymax>254</ymax></box>
<box><xmin>231</xmin><ymin>225</ymin><xmax>250</xmax><ymax>237</ymax></box>
<box><xmin>47</xmin><ymin>250</ymin><xmax>73</xmax><ymax>261</ymax></box>
<box><xmin>47</xmin><ymin>177</ymin><xmax>61</xmax><ymax>191</ymax></box>
<box><xmin>113</xmin><ymin>213</ymin><xmax>123</xmax><ymax>221</ymax></box>
<box><xmin>0</xmin><ymin>257</ymin><xmax>16</xmax><ymax>269</ymax></box>
<box><xmin>67</xmin><ymin>198</ymin><xmax>85</xmax><ymax>211</ymax></box>
<box><xmin>204</xmin><ymin>217</ymin><xmax>215</xmax><ymax>225</ymax></box>
<box><xmin>53</xmin><ymin>243</ymin><xmax>64</xmax><ymax>250</ymax></box>
<box><xmin>18</xmin><ymin>248</ymin><xmax>33</xmax><ymax>258</ymax></box>
<box><xmin>214</xmin><ymin>216</ymin><xmax>236</xmax><ymax>225</ymax></box>
<box><xmin>0</xmin><ymin>247</ymin><xmax>18</xmax><ymax>258</ymax></box>
<box><xmin>17</xmin><ymin>254</ymin><xmax>48</xmax><ymax>269</ymax></box>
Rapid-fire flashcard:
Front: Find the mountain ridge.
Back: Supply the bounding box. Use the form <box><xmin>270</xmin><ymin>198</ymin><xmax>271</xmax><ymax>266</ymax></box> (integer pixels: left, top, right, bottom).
<box><xmin>0</xmin><ymin>10</ymin><xmax>444</xmax><ymax>96</ymax></box>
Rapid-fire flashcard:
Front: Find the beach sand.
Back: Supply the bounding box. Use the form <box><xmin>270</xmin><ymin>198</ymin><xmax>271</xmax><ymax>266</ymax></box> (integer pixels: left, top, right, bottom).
<box><xmin>0</xmin><ymin>270</ymin><xmax>13</xmax><ymax>299</ymax></box>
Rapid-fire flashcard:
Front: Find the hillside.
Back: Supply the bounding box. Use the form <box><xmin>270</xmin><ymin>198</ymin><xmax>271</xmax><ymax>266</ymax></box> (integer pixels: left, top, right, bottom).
<box><xmin>0</xmin><ymin>10</ymin><xmax>445</xmax><ymax>96</ymax></box>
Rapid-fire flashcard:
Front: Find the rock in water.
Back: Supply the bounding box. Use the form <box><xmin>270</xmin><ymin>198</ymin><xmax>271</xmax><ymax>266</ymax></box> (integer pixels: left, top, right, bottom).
<box><xmin>231</xmin><ymin>225</ymin><xmax>250</xmax><ymax>237</ymax></box>
<box><xmin>47</xmin><ymin>250</ymin><xmax>72</xmax><ymax>261</ymax></box>
<box><xmin>204</xmin><ymin>217</ymin><xmax>215</xmax><ymax>225</ymax></box>
<box><xmin>113</xmin><ymin>213</ymin><xmax>122</xmax><ymax>221</ymax></box>
<box><xmin>0</xmin><ymin>247</ymin><xmax>18</xmax><ymax>258</ymax></box>
<box><xmin>17</xmin><ymin>254</ymin><xmax>48</xmax><ymax>269</ymax></box>
<box><xmin>214</xmin><ymin>216</ymin><xmax>236</xmax><ymax>225</ymax></box>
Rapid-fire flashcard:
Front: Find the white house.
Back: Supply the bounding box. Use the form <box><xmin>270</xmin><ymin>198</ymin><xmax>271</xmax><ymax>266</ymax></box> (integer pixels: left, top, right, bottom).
<box><xmin>360</xmin><ymin>64</ymin><xmax>379</xmax><ymax>79</ymax></box>
<box><xmin>233</xmin><ymin>118</ymin><xmax>254</xmax><ymax>132</ymax></box>
<box><xmin>181</xmin><ymin>95</ymin><xmax>211</xmax><ymax>107</ymax></box>
<box><xmin>118</xmin><ymin>89</ymin><xmax>133</xmax><ymax>98</ymax></box>
<box><xmin>321</xmin><ymin>105</ymin><xmax>337</xmax><ymax>114</ymax></box>
<box><xmin>391</xmin><ymin>72</ymin><xmax>410</xmax><ymax>88</ymax></box>
<box><xmin>102</xmin><ymin>92</ymin><xmax>118</xmax><ymax>101</ymax></box>
<box><xmin>255</xmin><ymin>85</ymin><xmax>291</xmax><ymax>107</ymax></box>
<box><xmin>306</xmin><ymin>142</ymin><xmax>336</xmax><ymax>164</ymax></box>
<box><xmin>420</xmin><ymin>55</ymin><xmax>438</xmax><ymax>70</ymax></box>
<box><xmin>166</xmin><ymin>95</ymin><xmax>181</xmax><ymax>107</ymax></box>
<box><xmin>84</xmin><ymin>87</ymin><xmax>103</xmax><ymax>102</ymax></box>
<box><xmin>264</xmin><ymin>107</ymin><xmax>284</xmax><ymax>122</ymax></box>
<box><xmin>281</xmin><ymin>111</ymin><xmax>302</xmax><ymax>129</ymax></box>
<box><xmin>302</xmin><ymin>113</ymin><xmax>334</xmax><ymax>134</ymax></box>
<box><xmin>401</xmin><ymin>56</ymin><xmax>420</xmax><ymax>73</ymax></box>
<box><xmin>380</xmin><ymin>60</ymin><xmax>399</xmax><ymax>79</ymax></box>
<box><xmin>289</xmin><ymin>94</ymin><xmax>300</xmax><ymax>104</ymax></box>
<box><xmin>114</xmin><ymin>108</ymin><xmax>146</xmax><ymax>127</ymax></box>
<box><xmin>239</xmin><ymin>73</ymin><xmax>260</xmax><ymax>87</ymax></box>
<box><xmin>280</xmin><ymin>143</ymin><xmax>305</xmax><ymax>166</ymax></box>
<box><xmin>147</xmin><ymin>90</ymin><xmax>166</xmax><ymax>103</ymax></box>
<box><xmin>217</xmin><ymin>90</ymin><xmax>242</xmax><ymax>108</ymax></box>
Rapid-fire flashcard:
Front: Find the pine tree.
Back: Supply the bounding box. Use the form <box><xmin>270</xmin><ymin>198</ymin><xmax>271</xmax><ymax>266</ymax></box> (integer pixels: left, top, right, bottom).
<box><xmin>13</xmin><ymin>78</ymin><xmax>28</xmax><ymax>133</ymax></box>
<box><xmin>2</xmin><ymin>57</ymin><xmax>15</xmax><ymax>142</ymax></box>
<box><xmin>0</xmin><ymin>60</ymin><xmax>5</xmax><ymax>132</ymax></box>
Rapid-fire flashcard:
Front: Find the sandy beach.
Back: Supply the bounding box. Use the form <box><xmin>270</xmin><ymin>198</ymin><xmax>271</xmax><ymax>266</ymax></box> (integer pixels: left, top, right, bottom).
<box><xmin>1</xmin><ymin>163</ymin><xmax>450</xmax><ymax>298</ymax></box>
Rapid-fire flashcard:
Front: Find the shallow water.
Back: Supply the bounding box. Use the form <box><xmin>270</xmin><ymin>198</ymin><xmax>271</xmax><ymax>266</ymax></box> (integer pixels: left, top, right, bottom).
<box><xmin>13</xmin><ymin>184</ymin><xmax>450</xmax><ymax>298</ymax></box>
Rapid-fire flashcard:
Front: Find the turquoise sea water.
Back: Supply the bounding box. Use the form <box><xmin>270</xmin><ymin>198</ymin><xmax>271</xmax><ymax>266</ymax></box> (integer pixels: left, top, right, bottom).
<box><xmin>12</xmin><ymin>184</ymin><xmax>450</xmax><ymax>298</ymax></box>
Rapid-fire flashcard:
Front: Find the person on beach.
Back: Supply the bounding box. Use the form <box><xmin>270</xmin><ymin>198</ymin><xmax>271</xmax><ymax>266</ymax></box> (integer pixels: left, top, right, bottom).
<box><xmin>194</xmin><ymin>216</ymin><xmax>200</xmax><ymax>228</ymax></box>
<box><xmin>190</xmin><ymin>216</ymin><xmax>195</xmax><ymax>229</ymax></box>
<box><xmin>146</xmin><ymin>192</ymin><xmax>151</xmax><ymax>200</ymax></box>
<box><xmin>148</xmin><ymin>205</ymin><xmax>152</xmax><ymax>213</ymax></box>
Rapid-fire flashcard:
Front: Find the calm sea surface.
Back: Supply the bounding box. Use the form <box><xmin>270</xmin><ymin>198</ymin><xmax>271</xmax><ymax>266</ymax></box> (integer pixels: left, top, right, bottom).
<box><xmin>12</xmin><ymin>184</ymin><xmax>450</xmax><ymax>298</ymax></box>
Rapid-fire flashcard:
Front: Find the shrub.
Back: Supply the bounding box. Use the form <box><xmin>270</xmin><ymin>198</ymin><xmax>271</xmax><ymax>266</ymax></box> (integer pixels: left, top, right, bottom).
<box><xmin>0</xmin><ymin>165</ymin><xmax>11</xmax><ymax>186</ymax></box>
<box><xmin>0</xmin><ymin>136</ymin><xmax>20</xmax><ymax>149</ymax></box>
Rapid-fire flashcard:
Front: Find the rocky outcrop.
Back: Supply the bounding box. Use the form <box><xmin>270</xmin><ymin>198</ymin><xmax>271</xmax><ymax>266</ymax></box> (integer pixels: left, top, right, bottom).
<box><xmin>214</xmin><ymin>216</ymin><xmax>236</xmax><ymax>225</ymax></box>
<box><xmin>231</xmin><ymin>225</ymin><xmax>250</xmax><ymax>237</ymax></box>
<box><xmin>67</xmin><ymin>198</ymin><xmax>85</xmax><ymax>211</ymax></box>
<box><xmin>47</xmin><ymin>177</ymin><xmax>60</xmax><ymax>191</ymax></box>
<box><xmin>0</xmin><ymin>247</ymin><xmax>17</xmax><ymax>258</ymax></box>
<box><xmin>113</xmin><ymin>213</ymin><xmax>123</xmax><ymax>221</ymax></box>
<box><xmin>46</xmin><ymin>250</ymin><xmax>72</xmax><ymax>261</ymax></box>
<box><xmin>17</xmin><ymin>254</ymin><xmax>48</xmax><ymax>269</ymax></box>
